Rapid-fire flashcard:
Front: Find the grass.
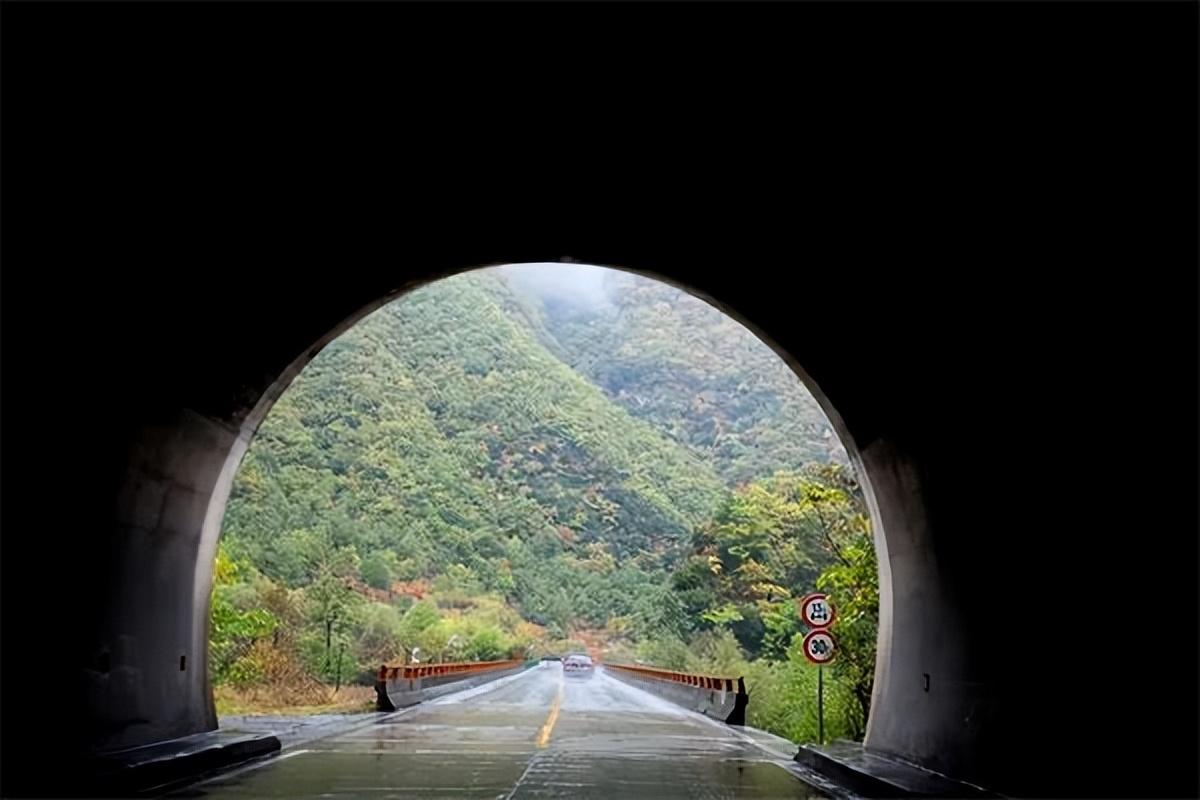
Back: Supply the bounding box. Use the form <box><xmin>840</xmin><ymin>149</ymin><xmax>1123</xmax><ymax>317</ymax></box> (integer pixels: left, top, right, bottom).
<box><xmin>214</xmin><ymin>683</ymin><xmax>377</xmax><ymax>716</ymax></box>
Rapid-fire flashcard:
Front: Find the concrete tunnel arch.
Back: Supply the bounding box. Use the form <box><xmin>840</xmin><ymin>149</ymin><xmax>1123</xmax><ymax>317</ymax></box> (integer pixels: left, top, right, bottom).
<box><xmin>191</xmin><ymin>261</ymin><xmax>909</xmax><ymax>755</ymax></box>
<box><xmin>73</xmin><ymin>253</ymin><xmax>1033</xmax><ymax>798</ymax></box>
<box><xmin>6</xmin><ymin>7</ymin><xmax>1197</xmax><ymax>795</ymax></box>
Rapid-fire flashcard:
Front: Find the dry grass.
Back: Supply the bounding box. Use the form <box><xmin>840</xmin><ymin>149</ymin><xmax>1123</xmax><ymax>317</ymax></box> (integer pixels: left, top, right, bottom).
<box><xmin>213</xmin><ymin>637</ymin><xmax>377</xmax><ymax>716</ymax></box>
<box><xmin>214</xmin><ymin>683</ymin><xmax>376</xmax><ymax>716</ymax></box>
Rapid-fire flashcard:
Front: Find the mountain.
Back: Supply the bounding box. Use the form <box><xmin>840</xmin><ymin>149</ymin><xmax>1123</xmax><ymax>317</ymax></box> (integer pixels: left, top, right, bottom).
<box><xmin>221</xmin><ymin>265</ymin><xmax>842</xmax><ymax>635</ymax></box>
<box><xmin>494</xmin><ymin>264</ymin><xmax>847</xmax><ymax>485</ymax></box>
<box><xmin>214</xmin><ymin>266</ymin><xmax>872</xmax><ymax>739</ymax></box>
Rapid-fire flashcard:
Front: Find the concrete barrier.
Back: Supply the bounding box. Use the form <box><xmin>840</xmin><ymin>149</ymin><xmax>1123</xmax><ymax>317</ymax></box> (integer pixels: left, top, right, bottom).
<box><xmin>603</xmin><ymin>663</ymin><xmax>748</xmax><ymax>725</ymax></box>
<box><xmin>375</xmin><ymin>659</ymin><xmax>528</xmax><ymax>711</ymax></box>
<box><xmin>794</xmin><ymin>740</ymin><xmax>1002</xmax><ymax>798</ymax></box>
<box><xmin>89</xmin><ymin>729</ymin><xmax>281</xmax><ymax>797</ymax></box>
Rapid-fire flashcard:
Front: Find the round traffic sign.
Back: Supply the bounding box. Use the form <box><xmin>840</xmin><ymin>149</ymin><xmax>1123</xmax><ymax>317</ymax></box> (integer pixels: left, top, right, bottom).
<box><xmin>798</xmin><ymin>593</ymin><xmax>836</xmax><ymax>628</ymax></box>
<box><xmin>802</xmin><ymin>629</ymin><xmax>837</xmax><ymax>664</ymax></box>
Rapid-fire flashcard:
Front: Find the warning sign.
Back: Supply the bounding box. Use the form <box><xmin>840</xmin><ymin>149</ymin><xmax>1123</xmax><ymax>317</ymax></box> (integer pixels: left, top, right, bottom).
<box><xmin>798</xmin><ymin>593</ymin><xmax>835</xmax><ymax>629</ymax></box>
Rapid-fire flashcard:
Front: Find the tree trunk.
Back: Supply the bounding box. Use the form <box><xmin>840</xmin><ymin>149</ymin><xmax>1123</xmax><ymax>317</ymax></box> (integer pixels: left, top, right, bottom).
<box><xmin>334</xmin><ymin>642</ymin><xmax>344</xmax><ymax>692</ymax></box>
<box><xmin>325</xmin><ymin>618</ymin><xmax>332</xmax><ymax>668</ymax></box>
<box><xmin>854</xmin><ymin>682</ymin><xmax>873</xmax><ymax>739</ymax></box>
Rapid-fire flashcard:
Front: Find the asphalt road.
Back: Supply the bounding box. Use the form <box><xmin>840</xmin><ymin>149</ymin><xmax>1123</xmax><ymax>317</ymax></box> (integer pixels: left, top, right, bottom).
<box><xmin>174</xmin><ymin>664</ymin><xmax>828</xmax><ymax>799</ymax></box>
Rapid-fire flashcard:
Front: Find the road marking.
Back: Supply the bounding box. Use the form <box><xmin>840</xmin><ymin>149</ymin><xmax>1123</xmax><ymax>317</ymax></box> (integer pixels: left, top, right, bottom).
<box><xmin>185</xmin><ymin>748</ymin><xmax>313</xmax><ymax>787</ymax></box>
<box><xmin>535</xmin><ymin>672</ymin><xmax>565</xmax><ymax>748</ymax></box>
<box><xmin>275</xmin><ymin>749</ymin><xmax>311</xmax><ymax>760</ymax></box>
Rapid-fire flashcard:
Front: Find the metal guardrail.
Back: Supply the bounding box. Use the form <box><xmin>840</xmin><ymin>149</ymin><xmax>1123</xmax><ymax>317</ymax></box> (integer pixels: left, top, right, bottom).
<box><xmin>602</xmin><ymin>662</ymin><xmax>742</xmax><ymax>693</ymax></box>
<box><xmin>602</xmin><ymin>662</ymin><xmax>748</xmax><ymax>725</ymax></box>
<box><xmin>378</xmin><ymin>658</ymin><xmax>524</xmax><ymax>683</ymax></box>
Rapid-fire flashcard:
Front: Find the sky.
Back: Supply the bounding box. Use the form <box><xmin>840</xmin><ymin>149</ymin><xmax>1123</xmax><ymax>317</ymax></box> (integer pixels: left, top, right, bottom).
<box><xmin>493</xmin><ymin>262</ymin><xmax>618</xmax><ymax>311</ymax></box>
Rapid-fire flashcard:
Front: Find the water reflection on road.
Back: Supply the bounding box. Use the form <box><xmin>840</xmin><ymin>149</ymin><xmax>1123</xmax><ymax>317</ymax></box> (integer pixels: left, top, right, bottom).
<box><xmin>175</xmin><ymin>664</ymin><xmax>827</xmax><ymax>799</ymax></box>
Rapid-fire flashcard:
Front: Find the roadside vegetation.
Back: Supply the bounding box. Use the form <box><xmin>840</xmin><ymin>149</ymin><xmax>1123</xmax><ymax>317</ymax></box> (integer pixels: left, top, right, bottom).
<box><xmin>210</xmin><ymin>266</ymin><xmax>877</xmax><ymax>742</ymax></box>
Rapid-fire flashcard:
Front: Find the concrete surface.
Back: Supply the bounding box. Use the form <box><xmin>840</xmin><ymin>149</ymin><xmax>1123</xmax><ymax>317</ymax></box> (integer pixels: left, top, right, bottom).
<box><xmin>169</xmin><ymin>663</ymin><xmax>834</xmax><ymax>799</ymax></box>
<box><xmin>216</xmin><ymin>713</ymin><xmax>390</xmax><ymax>751</ymax></box>
<box><xmin>795</xmin><ymin>740</ymin><xmax>999</xmax><ymax>798</ymax></box>
<box><xmin>88</xmin><ymin>728</ymin><xmax>280</xmax><ymax>797</ymax></box>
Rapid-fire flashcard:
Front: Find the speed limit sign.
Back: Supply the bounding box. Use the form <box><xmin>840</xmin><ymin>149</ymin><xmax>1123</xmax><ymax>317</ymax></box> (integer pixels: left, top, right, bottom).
<box><xmin>798</xmin><ymin>593</ymin><xmax>836</xmax><ymax>628</ymax></box>
<box><xmin>802</xmin><ymin>629</ymin><xmax>837</xmax><ymax>664</ymax></box>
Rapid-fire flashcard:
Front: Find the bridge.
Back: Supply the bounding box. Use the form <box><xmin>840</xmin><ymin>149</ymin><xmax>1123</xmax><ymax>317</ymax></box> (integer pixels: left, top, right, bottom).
<box><xmin>170</xmin><ymin>662</ymin><xmax>837</xmax><ymax>799</ymax></box>
<box><xmin>85</xmin><ymin>656</ymin><xmax>1002</xmax><ymax>798</ymax></box>
<box><xmin>91</xmin><ymin>658</ymin><xmax>992</xmax><ymax>798</ymax></box>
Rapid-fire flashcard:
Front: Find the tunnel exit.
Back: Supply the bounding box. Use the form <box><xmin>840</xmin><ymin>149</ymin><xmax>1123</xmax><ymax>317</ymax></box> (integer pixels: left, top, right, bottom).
<box><xmin>200</xmin><ymin>263</ymin><xmax>879</xmax><ymax>797</ymax></box>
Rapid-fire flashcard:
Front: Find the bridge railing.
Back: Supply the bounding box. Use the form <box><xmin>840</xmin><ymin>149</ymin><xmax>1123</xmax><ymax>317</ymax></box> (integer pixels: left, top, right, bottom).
<box><xmin>376</xmin><ymin>658</ymin><xmax>528</xmax><ymax>711</ymax></box>
<box><xmin>602</xmin><ymin>662</ymin><xmax>748</xmax><ymax>725</ymax></box>
<box><xmin>602</xmin><ymin>662</ymin><xmax>744</xmax><ymax>694</ymax></box>
<box><xmin>378</xmin><ymin>658</ymin><xmax>524</xmax><ymax>683</ymax></box>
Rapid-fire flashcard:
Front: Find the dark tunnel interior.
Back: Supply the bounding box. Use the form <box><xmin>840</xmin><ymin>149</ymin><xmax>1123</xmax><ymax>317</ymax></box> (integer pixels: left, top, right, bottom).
<box><xmin>2</xmin><ymin>4</ymin><xmax>1197</xmax><ymax>798</ymax></box>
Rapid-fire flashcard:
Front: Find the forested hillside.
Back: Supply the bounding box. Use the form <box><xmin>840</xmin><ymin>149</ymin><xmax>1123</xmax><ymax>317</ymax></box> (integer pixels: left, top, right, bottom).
<box><xmin>499</xmin><ymin>265</ymin><xmax>847</xmax><ymax>484</ymax></box>
<box><xmin>223</xmin><ymin>272</ymin><xmax>724</xmax><ymax>631</ymax></box>
<box><xmin>213</xmin><ymin>265</ymin><xmax>876</xmax><ymax>743</ymax></box>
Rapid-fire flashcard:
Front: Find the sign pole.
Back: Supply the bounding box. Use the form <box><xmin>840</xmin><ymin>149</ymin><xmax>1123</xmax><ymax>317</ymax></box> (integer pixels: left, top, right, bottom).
<box><xmin>799</xmin><ymin>592</ymin><xmax>836</xmax><ymax>748</ymax></box>
<box><xmin>817</xmin><ymin>663</ymin><xmax>824</xmax><ymax>744</ymax></box>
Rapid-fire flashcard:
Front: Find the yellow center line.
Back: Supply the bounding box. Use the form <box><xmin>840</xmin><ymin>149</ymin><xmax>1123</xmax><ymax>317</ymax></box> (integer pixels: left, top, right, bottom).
<box><xmin>535</xmin><ymin>672</ymin><xmax>565</xmax><ymax>748</ymax></box>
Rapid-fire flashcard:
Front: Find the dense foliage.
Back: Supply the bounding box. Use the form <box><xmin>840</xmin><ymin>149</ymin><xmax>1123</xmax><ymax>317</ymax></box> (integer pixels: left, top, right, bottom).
<box><xmin>499</xmin><ymin>265</ymin><xmax>848</xmax><ymax>485</ymax></box>
<box><xmin>211</xmin><ymin>265</ymin><xmax>876</xmax><ymax>744</ymax></box>
<box><xmin>591</xmin><ymin>464</ymin><xmax>877</xmax><ymax>741</ymax></box>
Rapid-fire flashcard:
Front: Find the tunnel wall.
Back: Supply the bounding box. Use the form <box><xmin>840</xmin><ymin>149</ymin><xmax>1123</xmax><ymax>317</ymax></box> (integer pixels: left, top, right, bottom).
<box><xmin>857</xmin><ymin>439</ymin><xmax>975</xmax><ymax>775</ymax></box>
<box><xmin>87</xmin><ymin>411</ymin><xmax>245</xmax><ymax>751</ymax></box>
<box><xmin>7</xmin><ymin>249</ymin><xmax>1194</xmax><ymax>799</ymax></box>
<box><xmin>7</xmin><ymin>247</ymin><xmax>1193</xmax><ymax>798</ymax></box>
<box><xmin>3</xmin><ymin>9</ymin><xmax>1196</xmax><ymax>797</ymax></box>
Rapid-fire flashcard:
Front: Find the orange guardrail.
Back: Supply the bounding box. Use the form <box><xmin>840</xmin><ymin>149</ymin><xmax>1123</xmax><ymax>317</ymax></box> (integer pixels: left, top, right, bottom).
<box><xmin>602</xmin><ymin>662</ymin><xmax>741</xmax><ymax>693</ymax></box>
<box><xmin>378</xmin><ymin>658</ymin><xmax>523</xmax><ymax>683</ymax></box>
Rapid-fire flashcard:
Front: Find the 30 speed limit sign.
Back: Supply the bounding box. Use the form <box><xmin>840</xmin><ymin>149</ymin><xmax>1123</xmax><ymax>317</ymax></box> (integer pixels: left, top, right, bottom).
<box><xmin>797</xmin><ymin>592</ymin><xmax>838</xmax><ymax>738</ymax></box>
<box><xmin>802</xmin><ymin>629</ymin><xmax>837</xmax><ymax>664</ymax></box>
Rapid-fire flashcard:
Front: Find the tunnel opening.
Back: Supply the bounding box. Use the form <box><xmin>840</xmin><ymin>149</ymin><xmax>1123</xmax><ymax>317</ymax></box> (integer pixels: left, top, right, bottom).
<box><xmin>204</xmin><ymin>262</ymin><xmax>886</xmax><ymax>756</ymax></box>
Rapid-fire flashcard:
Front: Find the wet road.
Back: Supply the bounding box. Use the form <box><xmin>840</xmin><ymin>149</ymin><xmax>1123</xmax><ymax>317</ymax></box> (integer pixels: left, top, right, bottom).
<box><xmin>176</xmin><ymin>664</ymin><xmax>828</xmax><ymax>799</ymax></box>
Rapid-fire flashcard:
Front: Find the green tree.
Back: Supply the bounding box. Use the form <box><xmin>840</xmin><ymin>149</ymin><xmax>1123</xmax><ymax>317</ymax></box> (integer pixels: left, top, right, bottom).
<box><xmin>361</xmin><ymin>551</ymin><xmax>396</xmax><ymax>590</ymax></box>
<box><xmin>304</xmin><ymin>542</ymin><xmax>362</xmax><ymax>679</ymax></box>
<box><xmin>674</xmin><ymin>465</ymin><xmax>865</xmax><ymax>657</ymax></box>
<box><xmin>814</xmin><ymin>523</ymin><xmax>878</xmax><ymax>737</ymax></box>
<box><xmin>465</xmin><ymin>627</ymin><xmax>507</xmax><ymax>661</ymax></box>
<box><xmin>209</xmin><ymin>545</ymin><xmax>278</xmax><ymax>685</ymax></box>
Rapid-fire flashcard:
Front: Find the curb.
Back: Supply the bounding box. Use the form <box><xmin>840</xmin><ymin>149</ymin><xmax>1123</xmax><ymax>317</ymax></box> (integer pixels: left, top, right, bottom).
<box><xmin>89</xmin><ymin>731</ymin><xmax>281</xmax><ymax>797</ymax></box>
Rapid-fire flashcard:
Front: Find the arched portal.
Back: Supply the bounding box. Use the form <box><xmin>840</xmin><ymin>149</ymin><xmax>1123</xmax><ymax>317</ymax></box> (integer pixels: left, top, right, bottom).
<box><xmin>4</xmin><ymin>3</ymin><xmax>1196</xmax><ymax>794</ymax></box>
<box><xmin>205</xmin><ymin>262</ymin><xmax>891</xmax><ymax>742</ymax></box>
<box><xmin>88</xmin><ymin>259</ymin><xmax>962</xmax><ymax>785</ymax></box>
<box><xmin>8</xmin><ymin>234</ymin><xmax>1190</xmax><ymax>800</ymax></box>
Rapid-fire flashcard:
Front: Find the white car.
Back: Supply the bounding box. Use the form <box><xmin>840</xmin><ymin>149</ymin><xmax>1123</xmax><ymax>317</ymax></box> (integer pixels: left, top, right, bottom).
<box><xmin>563</xmin><ymin>654</ymin><xmax>595</xmax><ymax>678</ymax></box>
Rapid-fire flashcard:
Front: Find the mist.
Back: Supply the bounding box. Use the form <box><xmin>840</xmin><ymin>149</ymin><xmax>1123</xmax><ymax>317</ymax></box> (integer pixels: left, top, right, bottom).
<box><xmin>494</xmin><ymin>262</ymin><xmax>620</xmax><ymax>313</ymax></box>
